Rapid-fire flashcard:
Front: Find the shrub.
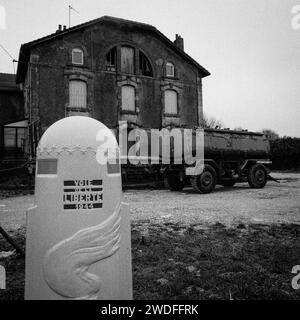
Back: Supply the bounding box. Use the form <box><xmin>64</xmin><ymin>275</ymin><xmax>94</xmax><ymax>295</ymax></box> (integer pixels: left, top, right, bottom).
<box><xmin>270</xmin><ymin>137</ymin><xmax>300</xmax><ymax>170</ymax></box>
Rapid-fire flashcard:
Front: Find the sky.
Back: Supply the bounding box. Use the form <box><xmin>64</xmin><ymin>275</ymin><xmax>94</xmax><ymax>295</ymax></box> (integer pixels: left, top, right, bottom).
<box><xmin>0</xmin><ymin>0</ymin><xmax>299</xmax><ymax>137</ymax></box>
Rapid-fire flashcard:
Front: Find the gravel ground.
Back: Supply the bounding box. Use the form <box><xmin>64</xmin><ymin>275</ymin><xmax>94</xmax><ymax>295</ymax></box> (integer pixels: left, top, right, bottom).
<box><xmin>0</xmin><ymin>172</ymin><xmax>299</xmax><ymax>232</ymax></box>
<box><xmin>125</xmin><ymin>172</ymin><xmax>300</xmax><ymax>227</ymax></box>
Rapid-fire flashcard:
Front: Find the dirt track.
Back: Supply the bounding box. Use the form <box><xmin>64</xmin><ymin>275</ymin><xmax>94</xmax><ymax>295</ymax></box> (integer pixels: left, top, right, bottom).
<box><xmin>0</xmin><ymin>172</ymin><xmax>299</xmax><ymax>232</ymax></box>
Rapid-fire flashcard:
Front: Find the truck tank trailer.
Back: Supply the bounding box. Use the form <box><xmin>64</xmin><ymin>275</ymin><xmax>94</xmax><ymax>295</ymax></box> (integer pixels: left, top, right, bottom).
<box><xmin>163</xmin><ymin>128</ymin><xmax>273</xmax><ymax>194</ymax></box>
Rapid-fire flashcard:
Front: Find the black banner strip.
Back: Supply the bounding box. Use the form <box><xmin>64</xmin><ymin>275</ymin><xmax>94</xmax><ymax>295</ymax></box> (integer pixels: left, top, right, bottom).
<box><xmin>91</xmin><ymin>180</ymin><xmax>103</xmax><ymax>186</ymax></box>
<box><xmin>63</xmin><ymin>203</ymin><xmax>103</xmax><ymax>210</ymax></box>
<box><xmin>63</xmin><ymin>204</ymin><xmax>77</xmax><ymax>210</ymax></box>
<box><xmin>64</xmin><ymin>181</ymin><xmax>75</xmax><ymax>186</ymax></box>
<box><xmin>93</xmin><ymin>203</ymin><xmax>103</xmax><ymax>208</ymax></box>
<box><xmin>63</xmin><ymin>188</ymin><xmax>103</xmax><ymax>193</ymax></box>
<box><xmin>64</xmin><ymin>180</ymin><xmax>103</xmax><ymax>187</ymax></box>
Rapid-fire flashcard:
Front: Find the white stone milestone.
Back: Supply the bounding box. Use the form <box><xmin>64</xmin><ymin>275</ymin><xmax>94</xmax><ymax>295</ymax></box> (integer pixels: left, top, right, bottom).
<box><xmin>25</xmin><ymin>116</ymin><xmax>132</xmax><ymax>300</ymax></box>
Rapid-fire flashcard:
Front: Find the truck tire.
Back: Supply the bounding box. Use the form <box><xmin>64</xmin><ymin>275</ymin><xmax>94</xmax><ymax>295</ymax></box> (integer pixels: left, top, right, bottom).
<box><xmin>190</xmin><ymin>164</ymin><xmax>217</xmax><ymax>194</ymax></box>
<box><xmin>164</xmin><ymin>173</ymin><xmax>185</xmax><ymax>191</ymax></box>
<box><xmin>247</xmin><ymin>164</ymin><xmax>267</xmax><ymax>188</ymax></box>
<box><xmin>221</xmin><ymin>180</ymin><xmax>236</xmax><ymax>187</ymax></box>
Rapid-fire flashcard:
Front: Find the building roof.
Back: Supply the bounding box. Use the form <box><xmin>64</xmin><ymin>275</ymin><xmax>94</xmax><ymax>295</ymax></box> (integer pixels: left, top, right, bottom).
<box><xmin>16</xmin><ymin>16</ymin><xmax>210</xmax><ymax>83</ymax></box>
<box><xmin>0</xmin><ymin>73</ymin><xmax>20</xmax><ymax>91</ymax></box>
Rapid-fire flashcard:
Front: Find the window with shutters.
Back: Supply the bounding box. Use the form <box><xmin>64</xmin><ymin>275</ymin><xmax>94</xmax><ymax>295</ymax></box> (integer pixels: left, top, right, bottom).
<box><xmin>121</xmin><ymin>85</ymin><xmax>135</xmax><ymax>112</ymax></box>
<box><xmin>139</xmin><ymin>51</ymin><xmax>153</xmax><ymax>77</ymax></box>
<box><xmin>106</xmin><ymin>47</ymin><xmax>117</xmax><ymax>71</ymax></box>
<box><xmin>164</xmin><ymin>90</ymin><xmax>178</xmax><ymax>115</ymax></box>
<box><xmin>72</xmin><ymin>48</ymin><xmax>84</xmax><ymax>65</ymax></box>
<box><xmin>166</xmin><ymin>62</ymin><xmax>175</xmax><ymax>77</ymax></box>
<box><xmin>121</xmin><ymin>46</ymin><xmax>135</xmax><ymax>74</ymax></box>
<box><xmin>69</xmin><ymin>80</ymin><xmax>87</xmax><ymax>109</ymax></box>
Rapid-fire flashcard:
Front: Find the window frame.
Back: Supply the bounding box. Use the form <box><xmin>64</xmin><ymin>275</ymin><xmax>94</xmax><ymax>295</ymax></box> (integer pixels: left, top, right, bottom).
<box><xmin>105</xmin><ymin>46</ymin><xmax>117</xmax><ymax>72</ymax></box>
<box><xmin>72</xmin><ymin>48</ymin><xmax>84</xmax><ymax>65</ymax></box>
<box><xmin>165</xmin><ymin>62</ymin><xmax>175</xmax><ymax>78</ymax></box>
<box><xmin>121</xmin><ymin>85</ymin><xmax>136</xmax><ymax>113</ymax></box>
<box><xmin>69</xmin><ymin>80</ymin><xmax>87</xmax><ymax>110</ymax></box>
<box><xmin>139</xmin><ymin>51</ymin><xmax>153</xmax><ymax>77</ymax></box>
<box><xmin>121</xmin><ymin>46</ymin><xmax>135</xmax><ymax>74</ymax></box>
<box><xmin>3</xmin><ymin>126</ymin><xmax>26</xmax><ymax>151</ymax></box>
<box><xmin>164</xmin><ymin>89</ymin><xmax>178</xmax><ymax>116</ymax></box>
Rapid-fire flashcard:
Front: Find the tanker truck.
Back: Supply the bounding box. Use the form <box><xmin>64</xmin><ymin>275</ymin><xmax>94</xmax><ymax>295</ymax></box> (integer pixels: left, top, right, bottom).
<box><xmin>162</xmin><ymin>128</ymin><xmax>272</xmax><ymax>194</ymax></box>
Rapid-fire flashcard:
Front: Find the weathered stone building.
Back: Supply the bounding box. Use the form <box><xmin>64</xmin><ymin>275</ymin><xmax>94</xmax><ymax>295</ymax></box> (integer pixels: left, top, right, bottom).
<box><xmin>16</xmin><ymin>16</ymin><xmax>210</xmax><ymax>156</ymax></box>
<box><xmin>0</xmin><ymin>73</ymin><xmax>25</xmax><ymax>164</ymax></box>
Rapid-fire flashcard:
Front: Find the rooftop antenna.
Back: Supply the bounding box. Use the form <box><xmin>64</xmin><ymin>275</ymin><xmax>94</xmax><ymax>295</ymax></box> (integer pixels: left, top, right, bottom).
<box><xmin>69</xmin><ymin>5</ymin><xmax>79</xmax><ymax>28</ymax></box>
<box><xmin>0</xmin><ymin>42</ymin><xmax>17</xmax><ymax>74</ymax></box>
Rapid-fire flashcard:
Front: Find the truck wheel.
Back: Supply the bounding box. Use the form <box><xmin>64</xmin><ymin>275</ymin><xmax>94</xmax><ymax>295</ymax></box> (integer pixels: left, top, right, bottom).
<box><xmin>164</xmin><ymin>173</ymin><xmax>185</xmax><ymax>191</ymax></box>
<box><xmin>221</xmin><ymin>180</ymin><xmax>236</xmax><ymax>187</ymax></box>
<box><xmin>247</xmin><ymin>164</ymin><xmax>267</xmax><ymax>188</ymax></box>
<box><xmin>190</xmin><ymin>164</ymin><xmax>217</xmax><ymax>194</ymax></box>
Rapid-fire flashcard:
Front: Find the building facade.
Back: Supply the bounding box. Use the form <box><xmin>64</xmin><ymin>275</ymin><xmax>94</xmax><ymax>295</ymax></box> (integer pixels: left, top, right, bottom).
<box><xmin>0</xmin><ymin>73</ymin><xmax>25</xmax><ymax>164</ymax></box>
<box><xmin>16</xmin><ymin>16</ymin><xmax>210</xmax><ymax>156</ymax></box>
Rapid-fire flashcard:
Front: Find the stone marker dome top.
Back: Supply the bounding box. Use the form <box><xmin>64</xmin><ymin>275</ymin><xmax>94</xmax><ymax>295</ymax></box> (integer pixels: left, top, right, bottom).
<box><xmin>38</xmin><ymin>116</ymin><xmax>117</xmax><ymax>152</ymax></box>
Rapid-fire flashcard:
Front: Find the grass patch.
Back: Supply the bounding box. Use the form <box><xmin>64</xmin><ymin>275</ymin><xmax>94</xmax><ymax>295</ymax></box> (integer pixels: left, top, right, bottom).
<box><xmin>0</xmin><ymin>223</ymin><xmax>300</xmax><ymax>300</ymax></box>
<box><xmin>0</xmin><ymin>228</ymin><xmax>25</xmax><ymax>300</ymax></box>
<box><xmin>132</xmin><ymin>222</ymin><xmax>300</xmax><ymax>300</ymax></box>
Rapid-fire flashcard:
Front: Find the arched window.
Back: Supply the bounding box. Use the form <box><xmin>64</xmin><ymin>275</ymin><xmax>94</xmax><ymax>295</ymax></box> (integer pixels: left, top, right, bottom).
<box><xmin>164</xmin><ymin>90</ymin><xmax>178</xmax><ymax>115</ymax></box>
<box><xmin>121</xmin><ymin>85</ymin><xmax>135</xmax><ymax>112</ymax></box>
<box><xmin>139</xmin><ymin>51</ymin><xmax>153</xmax><ymax>77</ymax></box>
<box><xmin>69</xmin><ymin>80</ymin><xmax>87</xmax><ymax>109</ymax></box>
<box><xmin>106</xmin><ymin>47</ymin><xmax>117</xmax><ymax>71</ymax></box>
<box><xmin>72</xmin><ymin>48</ymin><xmax>84</xmax><ymax>65</ymax></box>
<box><xmin>121</xmin><ymin>46</ymin><xmax>135</xmax><ymax>74</ymax></box>
<box><xmin>166</xmin><ymin>62</ymin><xmax>175</xmax><ymax>77</ymax></box>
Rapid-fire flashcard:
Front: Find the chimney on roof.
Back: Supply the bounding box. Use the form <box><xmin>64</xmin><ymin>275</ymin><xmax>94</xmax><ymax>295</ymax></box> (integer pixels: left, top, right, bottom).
<box><xmin>56</xmin><ymin>24</ymin><xmax>62</xmax><ymax>33</ymax></box>
<box><xmin>174</xmin><ymin>34</ymin><xmax>184</xmax><ymax>51</ymax></box>
<box><xmin>63</xmin><ymin>25</ymin><xmax>67</xmax><ymax>31</ymax></box>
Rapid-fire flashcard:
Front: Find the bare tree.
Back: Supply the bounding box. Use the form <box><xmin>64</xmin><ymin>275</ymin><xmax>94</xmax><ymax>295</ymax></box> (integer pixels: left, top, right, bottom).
<box><xmin>262</xmin><ymin>129</ymin><xmax>280</xmax><ymax>141</ymax></box>
<box><xmin>202</xmin><ymin>113</ymin><xmax>224</xmax><ymax>129</ymax></box>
